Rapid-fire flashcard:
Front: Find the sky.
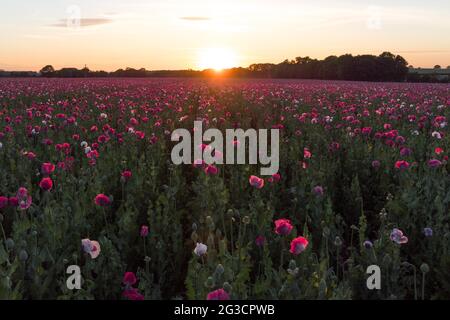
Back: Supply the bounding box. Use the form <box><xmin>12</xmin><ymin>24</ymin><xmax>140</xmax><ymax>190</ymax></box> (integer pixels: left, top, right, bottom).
<box><xmin>1</xmin><ymin>0</ymin><xmax>450</xmax><ymax>71</ymax></box>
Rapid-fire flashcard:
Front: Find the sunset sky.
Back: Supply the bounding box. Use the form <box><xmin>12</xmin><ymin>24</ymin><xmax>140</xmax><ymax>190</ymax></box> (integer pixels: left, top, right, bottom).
<box><xmin>1</xmin><ymin>0</ymin><xmax>449</xmax><ymax>71</ymax></box>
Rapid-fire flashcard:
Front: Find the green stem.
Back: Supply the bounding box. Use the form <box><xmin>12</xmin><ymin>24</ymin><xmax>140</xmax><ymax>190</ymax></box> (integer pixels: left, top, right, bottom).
<box><xmin>422</xmin><ymin>272</ymin><xmax>426</xmax><ymax>300</ymax></box>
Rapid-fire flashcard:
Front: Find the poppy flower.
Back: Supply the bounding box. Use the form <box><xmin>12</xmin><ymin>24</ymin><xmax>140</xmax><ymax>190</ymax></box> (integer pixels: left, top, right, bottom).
<box><xmin>394</xmin><ymin>160</ymin><xmax>410</xmax><ymax>170</ymax></box>
<box><xmin>249</xmin><ymin>175</ymin><xmax>264</xmax><ymax>189</ymax></box>
<box><xmin>41</xmin><ymin>162</ymin><xmax>55</xmax><ymax>175</ymax></box>
<box><xmin>207</xmin><ymin>288</ymin><xmax>230</xmax><ymax>300</ymax></box>
<box><xmin>140</xmin><ymin>225</ymin><xmax>149</xmax><ymax>237</ymax></box>
<box><xmin>390</xmin><ymin>228</ymin><xmax>408</xmax><ymax>244</ymax></box>
<box><xmin>39</xmin><ymin>177</ymin><xmax>53</xmax><ymax>191</ymax></box>
<box><xmin>16</xmin><ymin>187</ymin><xmax>32</xmax><ymax>210</ymax></box>
<box><xmin>123</xmin><ymin>272</ymin><xmax>137</xmax><ymax>286</ymax></box>
<box><xmin>428</xmin><ymin>159</ymin><xmax>442</xmax><ymax>168</ymax></box>
<box><xmin>313</xmin><ymin>185</ymin><xmax>324</xmax><ymax>196</ymax></box>
<box><xmin>94</xmin><ymin>194</ymin><xmax>111</xmax><ymax>206</ymax></box>
<box><xmin>0</xmin><ymin>196</ymin><xmax>8</xmax><ymax>209</ymax></box>
<box><xmin>122</xmin><ymin>287</ymin><xmax>144</xmax><ymax>300</ymax></box>
<box><xmin>81</xmin><ymin>238</ymin><xmax>101</xmax><ymax>259</ymax></box>
<box><xmin>290</xmin><ymin>236</ymin><xmax>309</xmax><ymax>255</ymax></box>
<box><xmin>194</xmin><ymin>242</ymin><xmax>207</xmax><ymax>256</ymax></box>
<box><xmin>121</xmin><ymin>170</ymin><xmax>132</xmax><ymax>182</ymax></box>
<box><xmin>255</xmin><ymin>235</ymin><xmax>266</xmax><ymax>247</ymax></box>
<box><xmin>204</xmin><ymin>164</ymin><xmax>218</xmax><ymax>175</ymax></box>
<box><xmin>274</xmin><ymin>218</ymin><xmax>293</xmax><ymax>236</ymax></box>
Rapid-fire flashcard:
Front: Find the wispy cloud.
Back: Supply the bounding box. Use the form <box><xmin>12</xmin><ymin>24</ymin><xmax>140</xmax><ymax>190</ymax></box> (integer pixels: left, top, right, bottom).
<box><xmin>50</xmin><ymin>18</ymin><xmax>112</xmax><ymax>28</ymax></box>
<box><xmin>179</xmin><ymin>16</ymin><xmax>210</xmax><ymax>21</ymax></box>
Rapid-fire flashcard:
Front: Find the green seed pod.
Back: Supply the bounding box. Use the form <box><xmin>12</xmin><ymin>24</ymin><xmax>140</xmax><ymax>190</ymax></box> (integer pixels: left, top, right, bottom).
<box><xmin>322</xmin><ymin>227</ymin><xmax>330</xmax><ymax>237</ymax></box>
<box><xmin>191</xmin><ymin>231</ymin><xmax>198</xmax><ymax>243</ymax></box>
<box><xmin>226</xmin><ymin>209</ymin><xmax>234</xmax><ymax>217</ymax></box>
<box><xmin>334</xmin><ymin>236</ymin><xmax>343</xmax><ymax>247</ymax></box>
<box><xmin>192</xmin><ymin>222</ymin><xmax>198</xmax><ymax>231</ymax></box>
<box><xmin>205</xmin><ymin>276</ymin><xmax>214</xmax><ymax>288</ymax></box>
<box><xmin>215</xmin><ymin>264</ymin><xmax>224</xmax><ymax>275</ymax></box>
<box><xmin>420</xmin><ymin>263</ymin><xmax>429</xmax><ymax>273</ymax></box>
<box><xmin>223</xmin><ymin>282</ymin><xmax>232</xmax><ymax>293</ymax></box>
<box><xmin>5</xmin><ymin>238</ymin><xmax>14</xmax><ymax>250</ymax></box>
<box><xmin>19</xmin><ymin>249</ymin><xmax>28</xmax><ymax>262</ymax></box>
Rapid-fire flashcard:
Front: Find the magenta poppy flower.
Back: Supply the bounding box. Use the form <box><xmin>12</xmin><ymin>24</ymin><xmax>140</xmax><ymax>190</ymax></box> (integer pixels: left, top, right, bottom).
<box><xmin>204</xmin><ymin>164</ymin><xmax>218</xmax><ymax>175</ymax></box>
<box><xmin>123</xmin><ymin>272</ymin><xmax>137</xmax><ymax>286</ymax></box>
<box><xmin>8</xmin><ymin>197</ymin><xmax>18</xmax><ymax>207</ymax></box>
<box><xmin>121</xmin><ymin>170</ymin><xmax>132</xmax><ymax>181</ymax></box>
<box><xmin>207</xmin><ymin>288</ymin><xmax>230</xmax><ymax>300</ymax></box>
<box><xmin>0</xmin><ymin>196</ymin><xmax>8</xmax><ymax>209</ymax></box>
<box><xmin>249</xmin><ymin>175</ymin><xmax>264</xmax><ymax>189</ymax></box>
<box><xmin>435</xmin><ymin>147</ymin><xmax>444</xmax><ymax>155</ymax></box>
<box><xmin>255</xmin><ymin>235</ymin><xmax>266</xmax><ymax>247</ymax></box>
<box><xmin>428</xmin><ymin>159</ymin><xmax>442</xmax><ymax>168</ymax></box>
<box><xmin>290</xmin><ymin>236</ymin><xmax>309</xmax><ymax>255</ymax></box>
<box><xmin>390</xmin><ymin>228</ymin><xmax>408</xmax><ymax>244</ymax></box>
<box><xmin>313</xmin><ymin>185</ymin><xmax>324</xmax><ymax>196</ymax></box>
<box><xmin>81</xmin><ymin>238</ymin><xmax>101</xmax><ymax>259</ymax></box>
<box><xmin>41</xmin><ymin>162</ymin><xmax>55</xmax><ymax>175</ymax></box>
<box><xmin>140</xmin><ymin>225</ymin><xmax>149</xmax><ymax>237</ymax></box>
<box><xmin>39</xmin><ymin>177</ymin><xmax>53</xmax><ymax>191</ymax></box>
<box><xmin>274</xmin><ymin>218</ymin><xmax>293</xmax><ymax>236</ymax></box>
<box><xmin>395</xmin><ymin>160</ymin><xmax>410</xmax><ymax>170</ymax></box>
<box><xmin>16</xmin><ymin>187</ymin><xmax>32</xmax><ymax>210</ymax></box>
<box><xmin>122</xmin><ymin>287</ymin><xmax>144</xmax><ymax>300</ymax></box>
<box><xmin>94</xmin><ymin>194</ymin><xmax>111</xmax><ymax>206</ymax></box>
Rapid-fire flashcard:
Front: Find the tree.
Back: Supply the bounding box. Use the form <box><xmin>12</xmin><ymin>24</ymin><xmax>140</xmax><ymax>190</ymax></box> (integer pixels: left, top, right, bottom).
<box><xmin>40</xmin><ymin>65</ymin><xmax>55</xmax><ymax>77</ymax></box>
<box><xmin>434</xmin><ymin>65</ymin><xmax>441</xmax><ymax>69</ymax></box>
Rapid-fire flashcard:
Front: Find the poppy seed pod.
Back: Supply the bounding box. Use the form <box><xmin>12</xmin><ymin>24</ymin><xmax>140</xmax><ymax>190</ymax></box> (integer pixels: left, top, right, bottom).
<box><xmin>420</xmin><ymin>263</ymin><xmax>430</xmax><ymax>273</ymax></box>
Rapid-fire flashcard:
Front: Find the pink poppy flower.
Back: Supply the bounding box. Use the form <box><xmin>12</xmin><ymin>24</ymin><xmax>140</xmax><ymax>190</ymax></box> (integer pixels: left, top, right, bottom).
<box><xmin>274</xmin><ymin>218</ymin><xmax>293</xmax><ymax>236</ymax></box>
<box><xmin>428</xmin><ymin>159</ymin><xmax>442</xmax><ymax>168</ymax></box>
<box><xmin>255</xmin><ymin>235</ymin><xmax>266</xmax><ymax>247</ymax></box>
<box><xmin>122</xmin><ymin>287</ymin><xmax>144</xmax><ymax>300</ymax></box>
<box><xmin>39</xmin><ymin>177</ymin><xmax>53</xmax><ymax>191</ymax></box>
<box><xmin>204</xmin><ymin>164</ymin><xmax>218</xmax><ymax>175</ymax></box>
<box><xmin>290</xmin><ymin>236</ymin><xmax>309</xmax><ymax>255</ymax></box>
<box><xmin>395</xmin><ymin>160</ymin><xmax>410</xmax><ymax>170</ymax></box>
<box><xmin>0</xmin><ymin>196</ymin><xmax>8</xmax><ymax>209</ymax></box>
<box><xmin>121</xmin><ymin>170</ymin><xmax>132</xmax><ymax>182</ymax></box>
<box><xmin>94</xmin><ymin>194</ymin><xmax>111</xmax><ymax>206</ymax></box>
<box><xmin>16</xmin><ymin>187</ymin><xmax>32</xmax><ymax>210</ymax></box>
<box><xmin>304</xmin><ymin>148</ymin><xmax>312</xmax><ymax>159</ymax></box>
<box><xmin>140</xmin><ymin>225</ymin><xmax>149</xmax><ymax>237</ymax></box>
<box><xmin>207</xmin><ymin>288</ymin><xmax>230</xmax><ymax>300</ymax></box>
<box><xmin>81</xmin><ymin>238</ymin><xmax>101</xmax><ymax>259</ymax></box>
<box><xmin>249</xmin><ymin>175</ymin><xmax>264</xmax><ymax>189</ymax></box>
<box><xmin>41</xmin><ymin>162</ymin><xmax>55</xmax><ymax>175</ymax></box>
<box><xmin>123</xmin><ymin>272</ymin><xmax>137</xmax><ymax>286</ymax></box>
<box><xmin>390</xmin><ymin>228</ymin><xmax>408</xmax><ymax>245</ymax></box>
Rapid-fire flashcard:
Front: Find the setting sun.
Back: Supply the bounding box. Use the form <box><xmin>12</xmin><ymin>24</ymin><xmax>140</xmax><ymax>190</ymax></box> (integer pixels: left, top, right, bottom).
<box><xmin>196</xmin><ymin>47</ymin><xmax>238</xmax><ymax>71</ymax></box>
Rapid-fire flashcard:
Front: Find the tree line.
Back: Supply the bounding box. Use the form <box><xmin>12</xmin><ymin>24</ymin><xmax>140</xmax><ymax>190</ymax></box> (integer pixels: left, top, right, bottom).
<box><xmin>3</xmin><ymin>51</ymin><xmax>447</xmax><ymax>82</ymax></box>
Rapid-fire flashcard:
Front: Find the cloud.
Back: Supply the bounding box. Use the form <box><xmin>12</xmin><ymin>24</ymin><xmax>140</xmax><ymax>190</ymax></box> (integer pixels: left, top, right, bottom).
<box><xmin>50</xmin><ymin>18</ymin><xmax>113</xmax><ymax>28</ymax></box>
<box><xmin>179</xmin><ymin>16</ymin><xmax>210</xmax><ymax>21</ymax></box>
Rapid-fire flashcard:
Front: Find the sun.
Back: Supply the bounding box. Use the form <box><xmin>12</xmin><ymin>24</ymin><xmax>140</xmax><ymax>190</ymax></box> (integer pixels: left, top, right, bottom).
<box><xmin>197</xmin><ymin>47</ymin><xmax>238</xmax><ymax>71</ymax></box>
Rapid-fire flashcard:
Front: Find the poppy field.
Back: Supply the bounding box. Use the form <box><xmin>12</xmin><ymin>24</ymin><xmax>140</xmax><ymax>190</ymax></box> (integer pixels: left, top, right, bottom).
<box><xmin>0</xmin><ymin>78</ymin><xmax>449</xmax><ymax>300</ymax></box>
